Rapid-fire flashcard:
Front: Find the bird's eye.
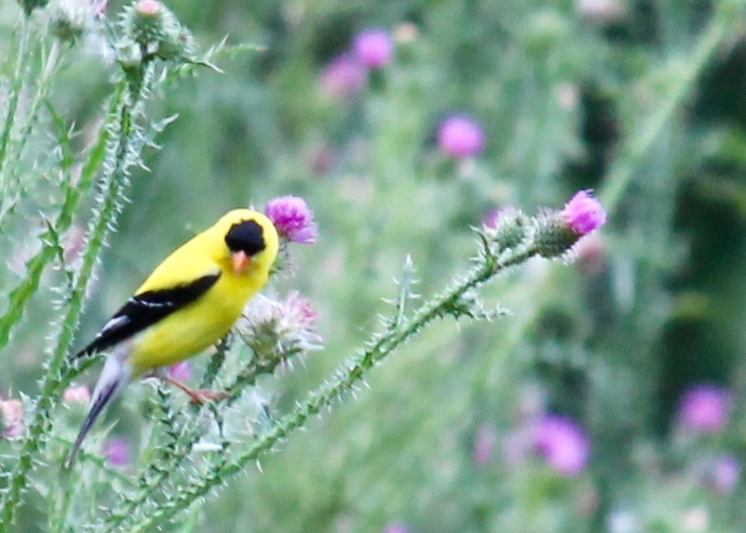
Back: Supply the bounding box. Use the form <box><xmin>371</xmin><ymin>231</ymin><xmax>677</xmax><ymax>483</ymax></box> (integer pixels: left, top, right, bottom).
<box><xmin>225</xmin><ymin>220</ymin><xmax>266</xmax><ymax>256</ymax></box>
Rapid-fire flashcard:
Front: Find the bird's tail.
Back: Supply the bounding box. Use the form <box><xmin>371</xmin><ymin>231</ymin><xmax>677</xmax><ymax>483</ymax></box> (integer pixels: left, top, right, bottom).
<box><xmin>65</xmin><ymin>356</ymin><xmax>130</xmax><ymax>468</ymax></box>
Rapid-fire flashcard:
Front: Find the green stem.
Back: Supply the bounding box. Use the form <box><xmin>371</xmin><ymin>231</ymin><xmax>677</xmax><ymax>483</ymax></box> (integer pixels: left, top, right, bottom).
<box><xmin>0</xmin><ymin>72</ymin><xmax>146</xmax><ymax>529</ymax></box>
<box><xmin>0</xmin><ymin>86</ymin><xmax>123</xmax><ymax>352</ymax></box>
<box><xmin>0</xmin><ymin>15</ymin><xmax>30</xmax><ymax>179</ymax></box>
<box><xmin>0</xmin><ymin>39</ymin><xmax>67</xmax><ymax>224</ymax></box>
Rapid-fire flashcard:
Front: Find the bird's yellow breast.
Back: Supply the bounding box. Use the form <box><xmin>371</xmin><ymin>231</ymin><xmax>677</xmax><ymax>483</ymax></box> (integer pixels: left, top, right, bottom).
<box><xmin>127</xmin><ymin>265</ymin><xmax>266</xmax><ymax>376</ymax></box>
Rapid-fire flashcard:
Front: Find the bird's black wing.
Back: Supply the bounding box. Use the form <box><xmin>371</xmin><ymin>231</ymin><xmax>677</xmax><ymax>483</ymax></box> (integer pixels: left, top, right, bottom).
<box><xmin>74</xmin><ymin>273</ymin><xmax>221</xmax><ymax>358</ymax></box>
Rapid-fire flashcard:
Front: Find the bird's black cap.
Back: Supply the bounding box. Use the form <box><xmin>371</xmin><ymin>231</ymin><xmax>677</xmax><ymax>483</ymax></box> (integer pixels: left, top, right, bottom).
<box><xmin>225</xmin><ymin>219</ymin><xmax>266</xmax><ymax>256</ymax></box>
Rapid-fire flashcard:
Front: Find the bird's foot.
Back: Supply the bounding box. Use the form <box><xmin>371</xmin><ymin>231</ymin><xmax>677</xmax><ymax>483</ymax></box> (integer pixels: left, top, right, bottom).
<box><xmin>162</xmin><ymin>377</ymin><xmax>229</xmax><ymax>404</ymax></box>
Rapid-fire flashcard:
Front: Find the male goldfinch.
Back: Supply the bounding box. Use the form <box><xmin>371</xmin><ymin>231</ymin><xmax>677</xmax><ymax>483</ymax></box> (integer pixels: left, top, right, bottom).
<box><xmin>66</xmin><ymin>209</ymin><xmax>279</xmax><ymax>467</ymax></box>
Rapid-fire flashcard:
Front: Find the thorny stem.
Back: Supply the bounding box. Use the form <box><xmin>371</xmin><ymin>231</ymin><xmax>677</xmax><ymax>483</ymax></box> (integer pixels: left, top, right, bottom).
<box><xmin>122</xmin><ymin>239</ymin><xmax>540</xmax><ymax>533</ymax></box>
<box><xmin>0</xmin><ymin>70</ymin><xmax>152</xmax><ymax>530</ymax></box>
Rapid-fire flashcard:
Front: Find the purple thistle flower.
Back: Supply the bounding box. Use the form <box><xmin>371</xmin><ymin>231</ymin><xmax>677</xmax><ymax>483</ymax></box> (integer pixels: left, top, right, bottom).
<box><xmin>168</xmin><ymin>360</ymin><xmax>191</xmax><ymax>381</ymax></box>
<box><xmin>264</xmin><ymin>195</ymin><xmax>318</xmax><ymax>244</ymax></box>
<box><xmin>561</xmin><ymin>190</ymin><xmax>607</xmax><ymax>235</ymax></box>
<box><xmin>710</xmin><ymin>454</ymin><xmax>741</xmax><ymax>494</ymax></box>
<box><xmin>534</xmin><ymin>414</ymin><xmax>590</xmax><ymax>476</ymax></box>
<box><xmin>319</xmin><ymin>54</ymin><xmax>367</xmax><ymax>98</ymax></box>
<box><xmin>437</xmin><ymin>115</ymin><xmax>485</xmax><ymax>158</ymax></box>
<box><xmin>353</xmin><ymin>28</ymin><xmax>393</xmax><ymax>68</ymax></box>
<box><xmin>677</xmin><ymin>384</ymin><xmax>731</xmax><ymax>433</ymax></box>
<box><xmin>105</xmin><ymin>436</ymin><xmax>130</xmax><ymax>467</ymax></box>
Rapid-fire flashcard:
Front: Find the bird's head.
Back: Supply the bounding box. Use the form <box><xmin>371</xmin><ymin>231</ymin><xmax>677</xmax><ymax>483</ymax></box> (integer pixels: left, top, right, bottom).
<box><xmin>212</xmin><ymin>209</ymin><xmax>279</xmax><ymax>277</ymax></box>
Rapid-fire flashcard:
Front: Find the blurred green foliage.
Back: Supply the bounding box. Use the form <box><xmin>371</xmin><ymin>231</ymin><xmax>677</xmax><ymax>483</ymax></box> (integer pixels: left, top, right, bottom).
<box><xmin>3</xmin><ymin>0</ymin><xmax>746</xmax><ymax>531</ymax></box>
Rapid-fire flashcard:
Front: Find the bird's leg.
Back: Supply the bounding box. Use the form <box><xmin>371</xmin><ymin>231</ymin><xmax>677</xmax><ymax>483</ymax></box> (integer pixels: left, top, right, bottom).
<box><xmin>161</xmin><ymin>376</ymin><xmax>229</xmax><ymax>404</ymax></box>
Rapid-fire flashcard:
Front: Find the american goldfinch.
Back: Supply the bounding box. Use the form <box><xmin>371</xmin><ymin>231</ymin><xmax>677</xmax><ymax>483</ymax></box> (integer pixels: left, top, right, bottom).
<box><xmin>66</xmin><ymin>209</ymin><xmax>279</xmax><ymax>467</ymax></box>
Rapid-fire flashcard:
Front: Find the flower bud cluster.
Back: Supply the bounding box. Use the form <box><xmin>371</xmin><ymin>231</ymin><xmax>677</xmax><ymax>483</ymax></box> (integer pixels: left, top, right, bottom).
<box><xmin>478</xmin><ymin>190</ymin><xmax>605</xmax><ymax>268</ymax></box>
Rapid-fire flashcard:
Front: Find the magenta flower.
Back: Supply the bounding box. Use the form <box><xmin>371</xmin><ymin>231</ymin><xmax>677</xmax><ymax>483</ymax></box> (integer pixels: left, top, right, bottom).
<box><xmin>168</xmin><ymin>360</ymin><xmax>192</xmax><ymax>381</ymax></box>
<box><xmin>678</xmin><ymin>384</ymin><xmax>731</xmax><ymax>433</ymax></box>
<box><xmin>105</xmin><ymin>436</ymin><xmax>130</xmax><ymax>467</ymax></box>
<box><xmin>437</xmin><ymin>115</ymin><xmax>485</xmax><ymax>158</ymax></box>
<box><xmin>265</xmin><ymin>195</ymin><xmax>318</xmax><ymax>244</ymax></box>
<box><xmin>561</xmin><ymin>190</ymin><xmax>607</xmax><ymax>235</ymax></box>
<box><xmin>534</xmin><ymin>414</ymin><xmax>590</xmax><ymax>476</ymax></box>
<box><xmin>319</xmin><ymin>54</ymin><xmax>367</xmax><ymax>98</ymax></box>
<box><xmin>353</xmin><ymin>28</ymin><xmax>393</xmax><ymax>68</ymax></box>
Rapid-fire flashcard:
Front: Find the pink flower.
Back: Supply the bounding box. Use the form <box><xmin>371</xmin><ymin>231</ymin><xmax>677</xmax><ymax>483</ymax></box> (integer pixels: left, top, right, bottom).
<box><xmin>105</xmin><ymin>437</ymin><xmax>130</xmax><ymax>467</ymax></box>
<box><xmin>319</xmin><ymin>54</ymin><xmax>367</xmax><ymax>98</ymax></box>
<box><xmin>437</xmin><ymin>115</ymin><xmax>485</xmax><ymax>158</ymax></box>
<box><xmin>534</xmin><ymin>414</ymin><xmax>590</xmax><ymax>476</ymax></box>
<box><xmin>0</xmin><ymin>399</ymin><xmax>23</xmax><ymax>438</ymax></box>
<box><xmin>134</xmin><ymin>0</ymin><xmax>161</xmax><ymax>16</ymax></box>
<box><xmin>353</xmin><ymin>28</ymin><xmax>393</xmax><ymax>68</ymax></box>
<box><xmin>482</xmin><ymin>208</ymin><xmax>502</xmax><ymax>229</ymax></box>
<box><xmin>168</xmin><ymin>360</ymin><xmax>192</xmax><ymax>381</ymax></box>
<box><xmin>264</xmin><ymin>195</ymin><xmax>318</xmax><ymax>244</ymax></box>
<box><xmin>561</xmin><ymin>190</ymin><xmax>607</xmax><ymax>235</ymax></box>
<box><xmin>678</xmin><ymin>384</ymin><xmax>731</xmax><ymax>433</ymax></box>
<box><xmin>63</xmin><ymin>384</ymin><xmax>91</xmax><ymax>405</ymax></box>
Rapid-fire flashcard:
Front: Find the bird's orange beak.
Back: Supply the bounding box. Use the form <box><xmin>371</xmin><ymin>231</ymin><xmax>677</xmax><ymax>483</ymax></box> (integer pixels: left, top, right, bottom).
<box><xmin>232</xmin><ymin>251</ymin><xmax>251</xmax><ymax>274</ymax></box>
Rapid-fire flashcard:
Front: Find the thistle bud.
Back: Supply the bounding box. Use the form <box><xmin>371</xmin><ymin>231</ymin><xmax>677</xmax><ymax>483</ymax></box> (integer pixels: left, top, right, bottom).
<box><xmin>121</xmin><ymin>0</ymin><xmax>194</xmax><ymax>62</ymax></box>
<box><xmin>535</xmin><ymin>190</ymin><xmax>607</xmax><ymax>258</ymax></box>
<box><xmin>49</xmin><ymin>0</ymin><xmax>99</xmax><ymax>42</ymax></box>
<box><xmin>484</xmin><ymin>208</ymin><xmax>530</xmax><ymax>253</ymax></box>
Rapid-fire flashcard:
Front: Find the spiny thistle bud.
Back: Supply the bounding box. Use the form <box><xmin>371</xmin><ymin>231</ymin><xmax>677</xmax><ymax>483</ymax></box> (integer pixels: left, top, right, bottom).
<box><xmin>535</xmin><ymin>190</ymin><xmax>606</xmax><ymax>258</ymax></box>
<box><xmin>120</xmin><ymin>0</ymin><xmax>194</xmax><ymax>62</ymax></box>
<box><xmin>481</xmin><ymin>208</ymin><xmax>530</xmax><ymax>256</ymax></box>
<box><xmin>49</xmin><ymin>0</ymin><xmax>101</xmax><ymax>42</ymax></box>
<box><xmin>237</xmin><ymin>292</ymin><xmax>322</xmax><ymax>370</ymax></box>
<box><xmin>116</xmin><ymin>39</ymin><xmax>143</xmax><ymax>69</ymax></box>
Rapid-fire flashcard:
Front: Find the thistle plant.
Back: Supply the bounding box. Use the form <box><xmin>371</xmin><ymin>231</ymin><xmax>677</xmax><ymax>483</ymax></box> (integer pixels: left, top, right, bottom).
<box><xmin>1</xmin><ymin>0</ymin><xmax>744</xmax><ymax>532</ymax></box>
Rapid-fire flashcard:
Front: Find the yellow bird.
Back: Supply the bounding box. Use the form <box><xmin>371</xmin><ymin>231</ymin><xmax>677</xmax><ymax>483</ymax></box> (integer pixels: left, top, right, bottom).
<box><xmin>66</xmin><ymin>209</ymin><xmax>279</xmax><ymax>467</ymax></box>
